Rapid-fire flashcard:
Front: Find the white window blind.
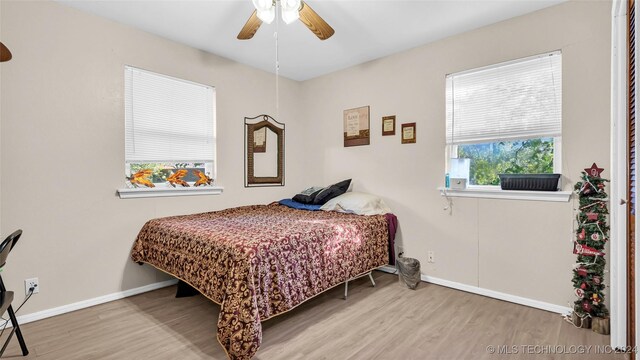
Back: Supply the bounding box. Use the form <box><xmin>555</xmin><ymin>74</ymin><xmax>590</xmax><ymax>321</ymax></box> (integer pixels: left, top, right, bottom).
<box><xmin>446</xmin><ymin>51</ymin><xmax>561</xmax><ymax>145</ymax></box>
<box><xmin>125</xmin><ymin>66</ymin><xmax>215</xmax><ymax>163</ymax></box>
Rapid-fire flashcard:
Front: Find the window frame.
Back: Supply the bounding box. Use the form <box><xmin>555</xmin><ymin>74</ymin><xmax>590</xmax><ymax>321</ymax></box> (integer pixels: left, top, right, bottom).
<box><xmin>443</xmin><ymin>52</ymin><xmax>566</xmax><ymax>201</ymax></box>
<box><xmin>118</xmin><ymin>66</ymin><xmax>222</xmax><ymax>198</ymax></box>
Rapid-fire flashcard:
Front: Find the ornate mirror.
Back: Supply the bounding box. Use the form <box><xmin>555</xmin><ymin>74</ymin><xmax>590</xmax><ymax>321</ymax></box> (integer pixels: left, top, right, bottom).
<box><xmin>245</xmin><ymin>115</ymin><xmax>285</xmax><ymax>187</ymax></box>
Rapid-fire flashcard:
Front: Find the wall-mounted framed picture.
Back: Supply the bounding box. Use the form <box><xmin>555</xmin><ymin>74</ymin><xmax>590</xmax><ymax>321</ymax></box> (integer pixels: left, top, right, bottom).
<box><xmin>382</xmin><ymin>115</ymin><xmax>396</xmax><ymax>136</ymax></box>
<box><xmin>343</xmin><ymin>105</ymin><xmax>370</xmax><ymax>147</ymax></box>
<box><xmin>401</xmin><ymin>122</ymin><xmax>416</xmax><ymax>144</ymax></box>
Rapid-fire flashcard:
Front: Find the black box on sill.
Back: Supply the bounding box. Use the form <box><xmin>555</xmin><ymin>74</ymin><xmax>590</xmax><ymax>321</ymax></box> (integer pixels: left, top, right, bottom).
<box><xmin>498</xmin><ymin>174</ymin><xmax>561</xmax><ymax>191</ymax></box>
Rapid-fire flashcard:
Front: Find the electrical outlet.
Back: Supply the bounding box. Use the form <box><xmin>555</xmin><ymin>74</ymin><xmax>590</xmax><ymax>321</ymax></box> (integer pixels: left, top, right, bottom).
<box><xmin>25</xmin><ymin>278</ymin><xmax>39</xmax><ymax>295</ymax></box>
<box><xmin>427</xmin><ymin>251</ymin><xmax>435</xmax><ymax>263</ymax></box>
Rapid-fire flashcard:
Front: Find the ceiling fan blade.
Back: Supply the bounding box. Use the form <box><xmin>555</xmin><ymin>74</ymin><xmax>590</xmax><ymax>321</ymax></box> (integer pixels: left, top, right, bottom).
<box><xmin>299</xmin><ymin>1</ymin><xmax>334</xmax><ymax>41</ymax></box>
<box><xmin>0</xmin><ymin>42</ymin><xmax>12</xmax><ymax>62</ymax></box>
<box><xmin>237</xmin><ymin>10</ymin><xmax>263</xmax><ymax>40</ymax></box>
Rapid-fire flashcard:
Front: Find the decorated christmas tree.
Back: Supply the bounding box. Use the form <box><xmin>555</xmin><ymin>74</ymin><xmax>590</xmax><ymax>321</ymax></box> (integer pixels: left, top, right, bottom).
<box><xmin>571</xmin><ymin>163</ymin><xmax>610</xmax><ymax>333</ymax></box>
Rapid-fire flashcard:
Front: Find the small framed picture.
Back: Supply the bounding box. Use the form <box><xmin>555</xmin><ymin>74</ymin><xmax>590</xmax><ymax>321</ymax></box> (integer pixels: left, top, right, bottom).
<box><xmin>401</xmin><ymin>123</ymin><xmax>416</xmax><ymax>144</ymax></box>
<box><xmin>343</xmin><ymin>106</ymin><xmax>370</xmax><ymax>147</ymax></box>
<box><xmin>382</xmin><ymin>116</ymin><xmax>396</xmax><ymax>136</ymax></box>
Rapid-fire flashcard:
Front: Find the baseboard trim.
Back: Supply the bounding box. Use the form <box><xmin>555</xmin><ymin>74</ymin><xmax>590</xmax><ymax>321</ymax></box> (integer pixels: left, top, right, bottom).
<box><xmin>379</xmin><ymin>265</ymin><xmax>571</xmax><ymax>315</ymax></box>
<box><xmin>11</xmin><ymin>269</ymin><xmax>570</xmax><ymax>328</ymax></box>
<box><xmin>11</xmin><ymin>279</ymin><xmax>178</xmax><ymax>327</ymax></box>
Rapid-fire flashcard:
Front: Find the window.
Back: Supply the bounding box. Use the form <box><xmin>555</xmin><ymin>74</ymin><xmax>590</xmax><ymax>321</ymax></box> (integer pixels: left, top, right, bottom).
<box><xmin>124</xmin><ymin>66</ymin><xmax>215</xmax><ymax>187</ymax></box>
<box><xmin>446</xmin><ymin>51</ymin><xmax>562</xmax><ymax>187</ymax></box>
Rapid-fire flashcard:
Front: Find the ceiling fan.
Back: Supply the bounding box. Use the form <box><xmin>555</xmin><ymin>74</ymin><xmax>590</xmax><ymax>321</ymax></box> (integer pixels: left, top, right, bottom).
<box><xmin>0</xmin><ymin>42</ymin><xmax>12</xmax><ymax>62</ymax></box>
<box><xmin>238</xmin><ymin>0</ymin><xmax>335</xmax><ymax>41</ymax></box>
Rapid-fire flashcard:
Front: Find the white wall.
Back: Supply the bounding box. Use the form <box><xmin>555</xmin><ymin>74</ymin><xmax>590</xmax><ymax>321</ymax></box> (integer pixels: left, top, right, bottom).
<box><xmin>0</xmin><ymin>0</ymin><xmax>306</xmax><ymax>314</ymax></box>
<box><xmin>0</xmin><ymin>0</ymin><xmax>613</xmax><ymax>316</ymax></box>
<box><xmin>299</xmin><ymin>0</ymin><xmax>612</xmax><ymax>308</ymax></box>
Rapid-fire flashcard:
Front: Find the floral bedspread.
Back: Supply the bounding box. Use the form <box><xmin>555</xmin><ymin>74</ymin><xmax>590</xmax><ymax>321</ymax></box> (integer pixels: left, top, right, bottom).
<box><xmin>130</xmin><ymin>203</ymin><xmax>390</xmax><ymax>359</ymax></box>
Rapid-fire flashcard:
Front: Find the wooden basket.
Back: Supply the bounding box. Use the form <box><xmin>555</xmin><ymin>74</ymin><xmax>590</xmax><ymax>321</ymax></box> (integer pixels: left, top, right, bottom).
<box><xmin>592</xmin><ymin>317</ymin><xmax>610</xmax><ymax>335</ymax></box>
<box><xmin>572</xmin><ymin>312</ymin><xmax>592</xmax><ymax>329</ymax></box>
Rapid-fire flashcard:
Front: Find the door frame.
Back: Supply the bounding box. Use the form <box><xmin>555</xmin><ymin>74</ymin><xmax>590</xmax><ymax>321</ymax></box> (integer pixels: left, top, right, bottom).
<box><xmin>611</xmin><ymin>0</ymin><xmax>630</xmax><ymax>350</ymax></box>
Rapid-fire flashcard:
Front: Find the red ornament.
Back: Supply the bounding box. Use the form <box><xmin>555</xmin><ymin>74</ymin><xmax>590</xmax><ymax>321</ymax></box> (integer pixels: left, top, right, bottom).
<box><xmin>591</xmin><ymin>233</ymin><xmax>600</xmax><ymax>241</ymax></box>
<box><xmin>580</xmin><ymin>282</ymin><xmax>587</xmax><ymax>290</ymax></box>
<box><xmin>587</xmin><ymin>213</ymin><xmax>598</xmax><ymax>221</ymax></box>
<box><xmin>593</xmin><ymin>276</ymin><xmax>601</xmax><ymax>285</ymax></box>
<box><xmin>582</xmin><ymin>300</ymin><xmax>592</xmax><ymax>313</ymax></box>
<box><xmin>575</xmin><ymin>288</ymin><xmax>585</xmax><ymax>298</ymax></box>
<box><xmin>583</xmin><ymin>187</ymin><xmax>592</xmax><ymax>195</ymax></box>
<box><xmin>585</xmin><ymin>163</ymin><xmax>605</xmax><ymax>178</ymax></box>
<box><xmin>578</xmin><ymin>229</ymin><xmax>586</xmax><ymax>240</ymax></box>
<box><xmin>573</xmin><ymin>243</ymin><xmax>606</xmax><ymax>257</ymax></box>
<box><xmin>577</xmin><ymin>267</ymin><xmax>588</xmax><ymax>277</ymax></box>
<box><xmin>598</xmin><ymin>183</ymin><xmax>605</xmax><ymax>189</ymax></box>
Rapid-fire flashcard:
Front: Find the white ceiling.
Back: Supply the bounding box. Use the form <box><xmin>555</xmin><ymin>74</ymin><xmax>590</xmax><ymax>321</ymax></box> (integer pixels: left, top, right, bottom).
<box><xmin>57</xmin><ymin>0</ymin><xmax>566</xmax><ymax>81</ymax></box>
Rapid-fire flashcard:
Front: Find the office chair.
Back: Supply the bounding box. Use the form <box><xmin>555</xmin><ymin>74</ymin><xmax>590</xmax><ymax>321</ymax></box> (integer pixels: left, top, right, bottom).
<box><xmin>0</xmin><ymin>230</ymin><xmax>28</xmax><ymax>357</ymax></box>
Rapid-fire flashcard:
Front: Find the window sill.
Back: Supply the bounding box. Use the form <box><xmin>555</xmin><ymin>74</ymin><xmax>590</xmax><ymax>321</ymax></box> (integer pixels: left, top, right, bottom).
<box><xmin>117</xmin><ymin>186</ymin><xmax>224</xmax><ymax>199</ymax></box>
<box><xmin>438</xmin><ymin>187</ymin><xmax>571</xmax><ymax>202</ymax></box>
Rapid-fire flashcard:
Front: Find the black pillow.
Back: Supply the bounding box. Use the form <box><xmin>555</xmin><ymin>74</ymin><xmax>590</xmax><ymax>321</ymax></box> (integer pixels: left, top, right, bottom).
<box><xmin>333</xmin><ymin>179</ymin><xmax>351</xmax><ymax>193</ymax></box>
<box><xmin>293</xmin><ymin>189</ymin><xmax>322</xmax><ymax>204</ymax></box>
<box><xmin>313</xmin><ymin>179</ymin><xmax>352</xmax><ymax>205</ymax></box>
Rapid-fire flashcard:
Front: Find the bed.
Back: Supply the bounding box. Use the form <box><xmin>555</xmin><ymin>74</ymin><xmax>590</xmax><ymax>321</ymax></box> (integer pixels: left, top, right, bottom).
<box><xmin>130</xmin><ymin>202</ymin><xmax>395</xmax><ymax>359</ymax></box>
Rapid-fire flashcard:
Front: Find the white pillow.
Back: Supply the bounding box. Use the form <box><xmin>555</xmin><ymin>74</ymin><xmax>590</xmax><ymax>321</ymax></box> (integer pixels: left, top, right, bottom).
<box><xmin>320</xmin><ymin>192</ymin><xmax>391</xmax><ymax>215</ymax></box>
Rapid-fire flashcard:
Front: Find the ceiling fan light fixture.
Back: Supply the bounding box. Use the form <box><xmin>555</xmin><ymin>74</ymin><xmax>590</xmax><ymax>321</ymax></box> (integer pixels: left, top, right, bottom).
<box><xmin>239</xmin><ymin>0</ymin><xmax>334</xmax><ymax>41</ymax></box>
<box><xmin>252</xmin><ymin>0</ymin><xmax>275</xmax><ymax>24</ymax></box>
<box><xmin>280</xmin><ymin>0</ymin><xmax>301</xmax><ymax>24</ymax></box>
<box><xmin>256</xmin><ymin>8</ymin><xmax>275</xmax><ymax>24</ymax></box>
<box><xmin>281</xmin><ymin>9</ymin><xmax>299</xmax><ymax>24</ymax></box>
